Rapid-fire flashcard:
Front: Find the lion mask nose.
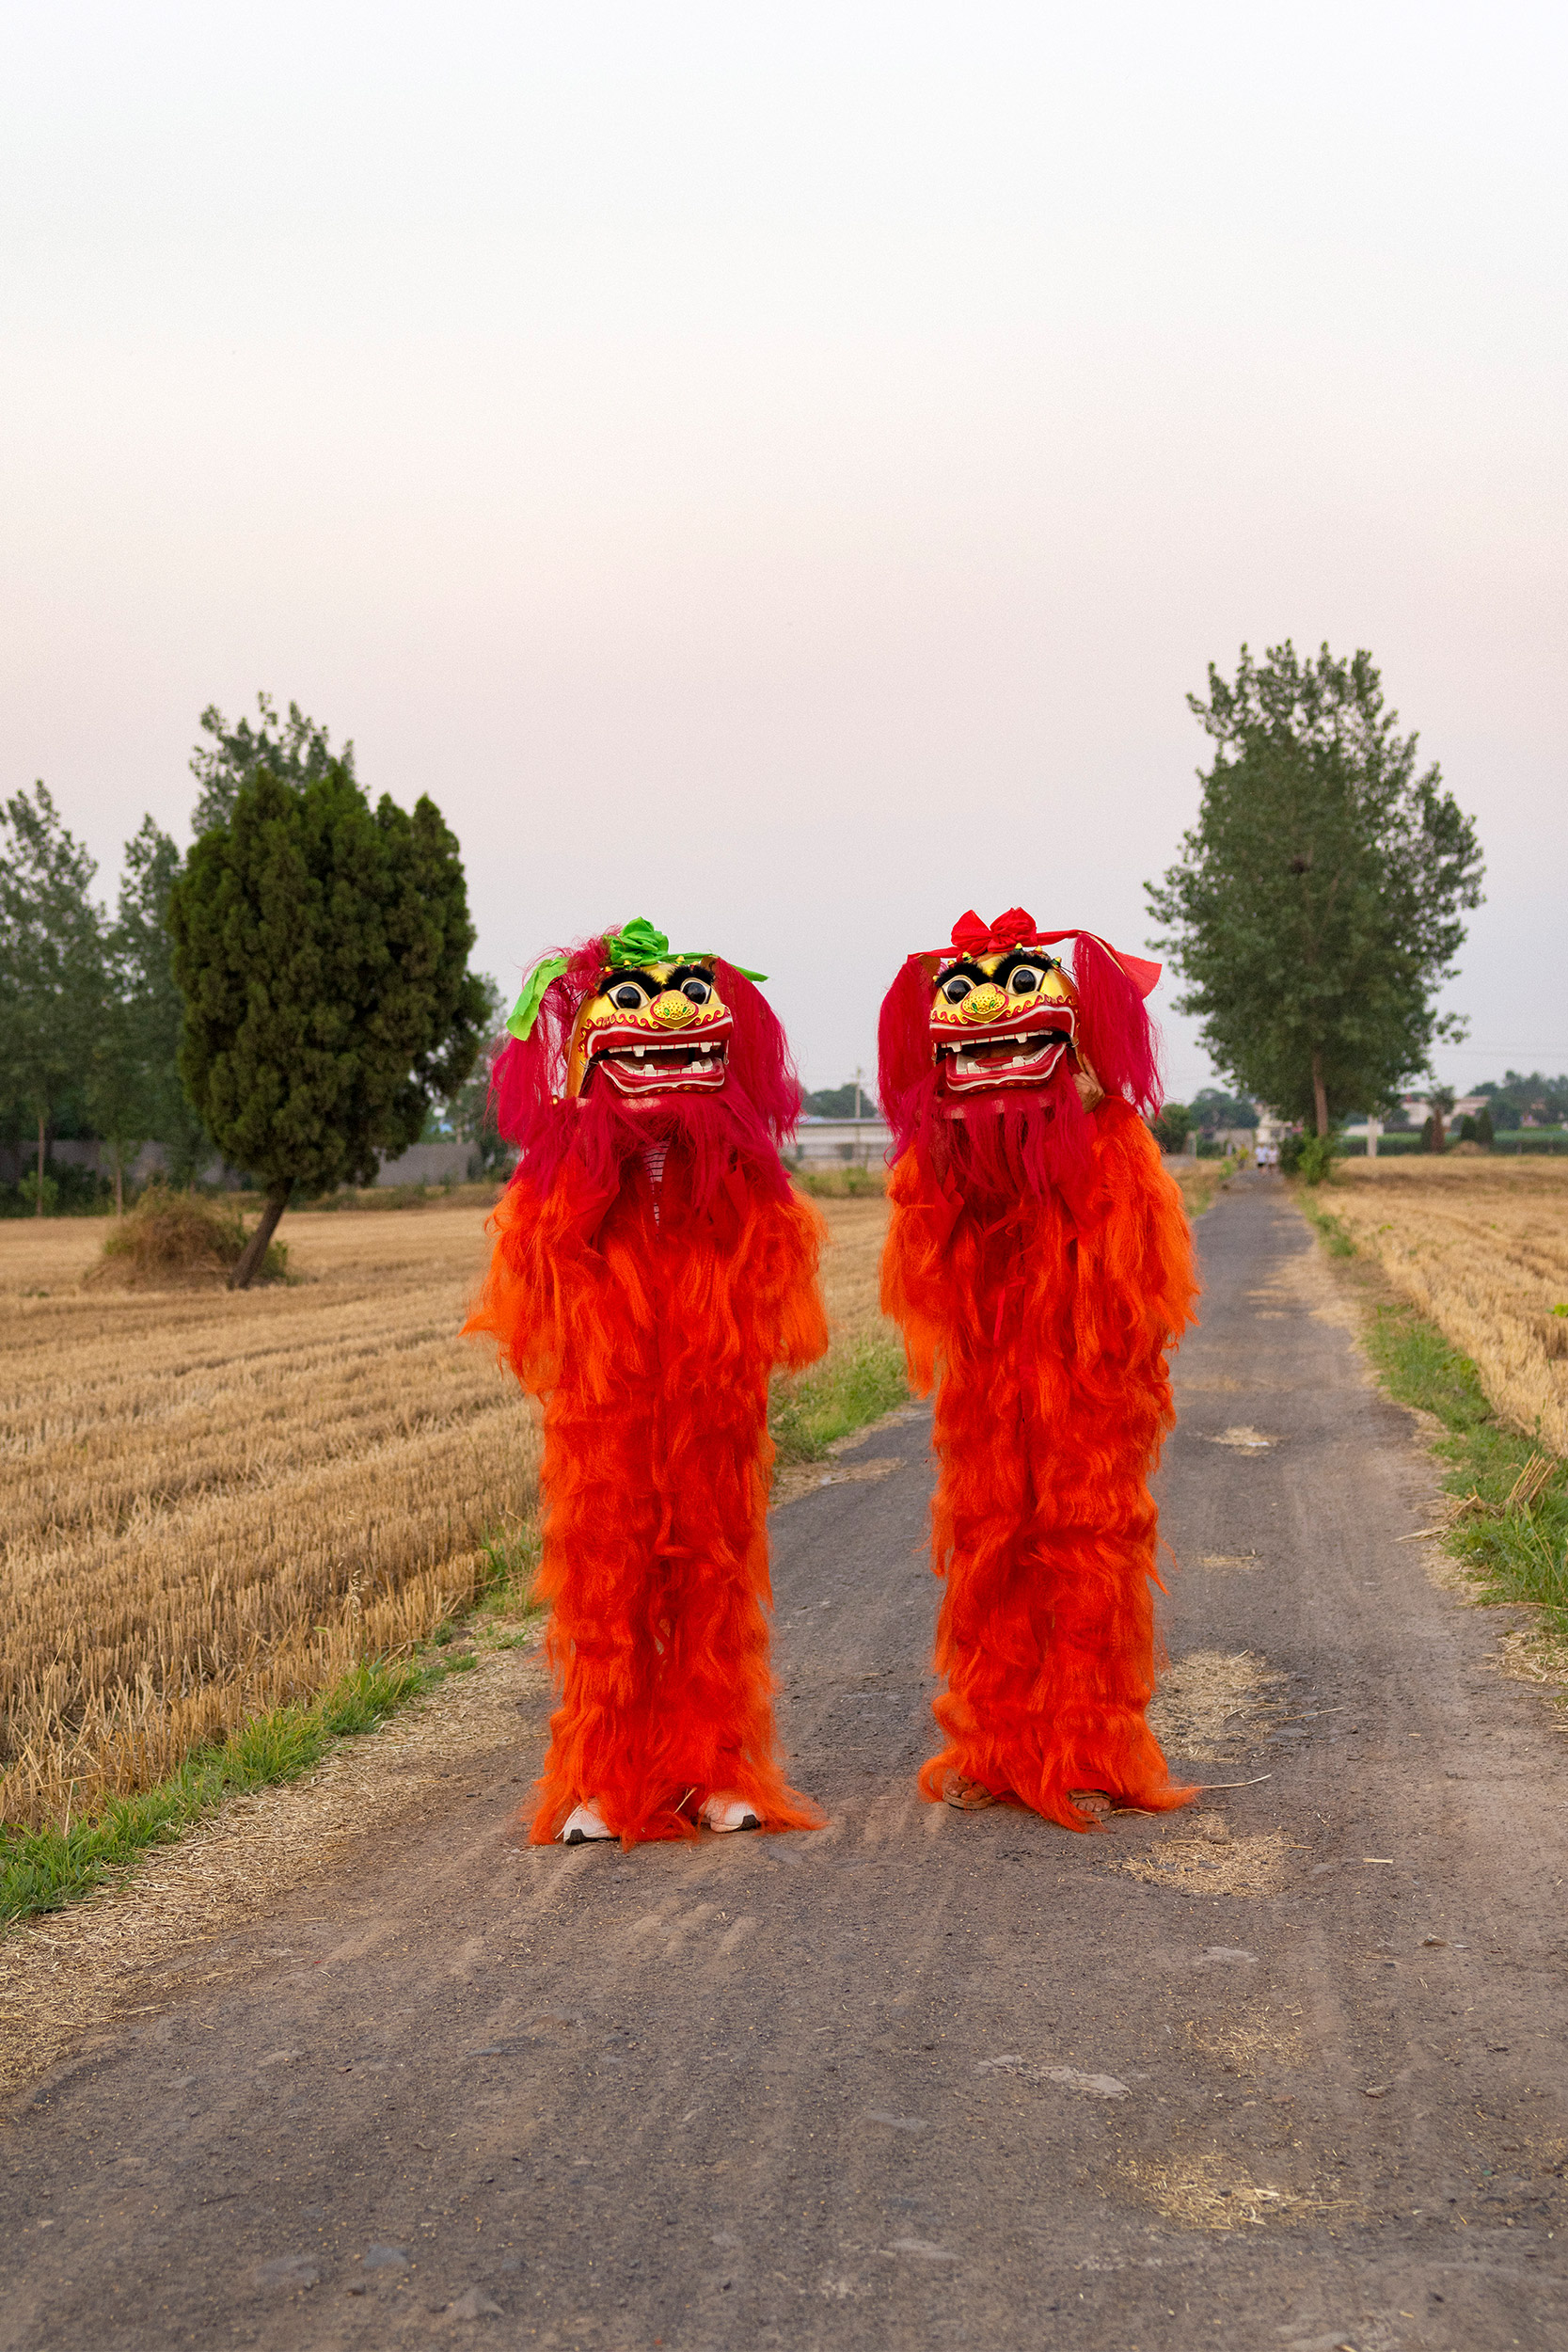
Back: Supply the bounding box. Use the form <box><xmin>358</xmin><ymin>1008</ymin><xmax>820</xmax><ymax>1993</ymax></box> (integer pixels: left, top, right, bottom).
<box><xmin>651</xmin><ymin>991</ymin><xmax>697</xmax><ymax>1027</ymax></box>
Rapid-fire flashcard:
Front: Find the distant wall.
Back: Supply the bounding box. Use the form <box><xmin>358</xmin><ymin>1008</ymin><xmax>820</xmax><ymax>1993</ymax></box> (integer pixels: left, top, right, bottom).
<box><xmin>0</xmin><ymin>1136</ymin><xmax>483</xmax><ymax>1189</ymax></box>
<box><xmin>0</xmin><ymin>1137</ymin><xmax>232</xmax><ymax>1186</ymax></box>
<box><xmin>790</xmin><ymin>1118</ymin><xmax>893</xmax><ymax>1167</ymax></box>
<box><xmin>374</xmin><ymin>1141</ymin><xmax>479</xmax><ymax>1186</ymax></box>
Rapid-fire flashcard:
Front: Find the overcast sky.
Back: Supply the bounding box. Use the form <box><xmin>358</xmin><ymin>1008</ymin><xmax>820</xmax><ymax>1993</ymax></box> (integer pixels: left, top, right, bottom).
<box><xmin>4</xmin><ymin>1</ymin><xmax>1564</xmax><ymax>1100</ymax></box>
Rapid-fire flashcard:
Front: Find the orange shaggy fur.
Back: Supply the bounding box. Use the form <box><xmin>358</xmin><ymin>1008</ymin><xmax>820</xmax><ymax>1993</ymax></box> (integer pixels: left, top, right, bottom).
<box><xmin>880</xmin><ymin>1099</ymin><xmax>1198</xmax><ymax>1829</ymax></box>
<box><xmin>465</xmin><ymin>1153</ymin><xmax>829</xmax><ymax>1844</ymax></box>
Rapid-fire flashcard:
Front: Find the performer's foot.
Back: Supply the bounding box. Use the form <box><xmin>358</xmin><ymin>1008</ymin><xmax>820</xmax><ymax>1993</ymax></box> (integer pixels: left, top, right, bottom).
<box><xmin>560</xmin><ymin>1800</ymin><xmax>614</xmax><ymax>1845</ymax></box>
<box><xmin>700</xmin><ymin>1792</ymin><xmax>761</xmax><ymax>1834</ymax></box>
<box><xmin>1068</xmin><ymin>1788</ymin><xmax>1114</xmax><ymax>1827</ymax></box>
<box><xmin>941</xmin><ymin>1770</ymin><xmax>996</xmax><ymax>1811</ymax></box>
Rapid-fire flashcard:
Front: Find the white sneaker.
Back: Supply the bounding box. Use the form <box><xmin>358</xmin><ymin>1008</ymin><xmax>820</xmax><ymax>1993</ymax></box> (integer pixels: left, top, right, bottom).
<box><xmin>700</xmin><ymin>1793</ymin><xmax>761</xmax><ymax>1834</ymax></box>
<box><xmin>560</xmin><ymin>1800</ymin><xmax>614</xmax><ymax>1845</ymax></box>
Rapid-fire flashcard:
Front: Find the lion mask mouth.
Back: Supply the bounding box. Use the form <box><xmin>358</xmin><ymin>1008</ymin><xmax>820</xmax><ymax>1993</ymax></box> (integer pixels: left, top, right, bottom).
<box><xmin>927</xmin><ymin>948</ymin><xmax>1078</xmax><ymax>1101</ymax></box>
<box><xmin>571</xmin><ymin>961</ymin><xmax>734</xmax><ymax>1101</ymax></box>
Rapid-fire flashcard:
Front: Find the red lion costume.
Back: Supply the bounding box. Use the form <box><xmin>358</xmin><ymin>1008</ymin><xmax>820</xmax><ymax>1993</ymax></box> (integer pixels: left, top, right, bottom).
<box><xmin>878</xmin><ymin>908</ymin><xmax>1197</xmax><ymax>1832</ymax></box>
<box><xmin>465</xmin><ymin>918</ymin><xmax>827</xmax><ymax>1846</ymax></box>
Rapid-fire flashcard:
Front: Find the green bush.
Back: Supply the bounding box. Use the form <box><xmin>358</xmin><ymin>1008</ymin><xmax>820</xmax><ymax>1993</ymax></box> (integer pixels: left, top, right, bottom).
<box><xmin>1280</xmin><ymin>1132</ymin><xmax>1338</xmax><ymax>1184</ymax></box>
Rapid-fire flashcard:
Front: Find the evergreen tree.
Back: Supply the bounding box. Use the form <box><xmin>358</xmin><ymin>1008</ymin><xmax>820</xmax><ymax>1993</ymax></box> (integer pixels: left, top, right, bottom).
<box><xmin>168</xmin><ymin>761</ymin><xmax>487</xmax><ymax>1285</ymax></box>
<box><xmin>0</xmin><ymin>785</ymin><xmax>105</xmax><ymax>1214</ymax></box>
<box><xmin>1147</xmin><ymin>644</ymin><xmax>1484</xmax><ymax>1136</ymax></box>
<box><xmin>189</xmin><ymin>692</ymin><xmax>351</xmax><ymax>839</ymax></box>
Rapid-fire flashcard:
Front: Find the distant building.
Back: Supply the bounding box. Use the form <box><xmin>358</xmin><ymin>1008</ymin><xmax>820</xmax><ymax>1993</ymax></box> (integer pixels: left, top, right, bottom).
<box><xmin>791</xmin><ymin>1117</ymin><xmax>892</xmax><ymax>1168</ymax></box>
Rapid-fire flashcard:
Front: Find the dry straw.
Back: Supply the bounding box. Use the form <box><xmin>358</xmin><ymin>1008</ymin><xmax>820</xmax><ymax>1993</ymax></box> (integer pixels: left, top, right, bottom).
<box><xmin>1</xmin><ymin>1206</ymin><xmax>537</xmax><ymax>1830</ymax></box>
<box><xmin>1328</xmin><ymin>1157</ymin><xmax>1568</xmax><ymax>1457</ymax></box>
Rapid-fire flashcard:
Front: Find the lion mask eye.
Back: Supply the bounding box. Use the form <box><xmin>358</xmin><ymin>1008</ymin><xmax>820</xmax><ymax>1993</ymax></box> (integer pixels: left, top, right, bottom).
<box><xmin>681</xmin><ymin>977</ymin><xmax>711</xmax><ymax>1005</ymax></box>
<box><xmin>1008</xmin><ymin>964</ymin><xmax>1042</xmax><ymax>995</ymax></box>
<box><xmin>942</xmin><ymin>974</ymin><xmax>973</xmax><ymax>1004</ymax></box>
<box><xmin>611</xmin><ymin>980</ymin><xmax>649</xmax><ymax>1011</ymax></box>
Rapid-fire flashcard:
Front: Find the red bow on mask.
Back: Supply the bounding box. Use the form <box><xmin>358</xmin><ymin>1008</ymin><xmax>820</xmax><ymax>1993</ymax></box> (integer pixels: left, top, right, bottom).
<box><xmin>949</xmin><ymin>907</ymin><xmax>1038</xmax><ymax>957</ymax></box>
<box><xmin>936</xmin><ymin>908</ymin><xmax>1162</xmax><ymax>1000</ymax></box>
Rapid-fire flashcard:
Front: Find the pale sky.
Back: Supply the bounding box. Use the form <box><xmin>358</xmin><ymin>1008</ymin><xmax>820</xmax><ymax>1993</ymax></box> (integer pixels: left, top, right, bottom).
<box><xmin>4</xmin><ymin>2</ymin><xmax>1564</xmax><ymax>1102</ymax></box>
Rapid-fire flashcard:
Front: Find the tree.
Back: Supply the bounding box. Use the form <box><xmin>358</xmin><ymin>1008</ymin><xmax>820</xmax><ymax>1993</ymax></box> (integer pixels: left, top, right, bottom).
<box><xmin>112</xmin><ymin>817</ymin><xmax>213</xmax><ymax>1184</ymax></box>
<box><xmin>0</xmin><ymin>785</ymin><xmax>104</xmax><ymax>1214</ymax></box>
<box><xmin>168</xmin><ymin>760</ymin><xmax>487</xmax><ymax>1285</ymax></box>
<box><xmin>83</xmin><ymin>964</ymin><xmax>149</xmax><ymax>1216</ymax></box>
<box><xmin>1146</xmin><ymin>643</ymin><xmax>1484</xmax><ymax>1136</ymax></box>
<box><xmin>1422</xmin><ymin>1083</ymin><xmax>1456</xmax><ymax>1154</ymax></box>
<box><xmin>1149</xmin><ymin>1102</ymin><xmax>1193</xmax><ymax>1153</ymax></box>
<box><xmin>1477</xmin><ymin>1072</ymin><xmax>1568</xmax><ymax>1128</ymax></box>
<box><xmin>428</xmin><ymin>976</ymin><xmax>515</xmax><ymax>1174</ymax></box>
<box><xmin>802</xmin><ymin>1081</ymin><xmax>880</xmax><ymax>1119</ymax></box>
<box><xmin>1189</xmin><ymin>1086</ymin><xmax>1257</xmax><ymax>1134</ymax></box>
<box><xmin>189</xmin><ymin>692</ymin><xmax>351</xmax><ymax>839</ymax></box>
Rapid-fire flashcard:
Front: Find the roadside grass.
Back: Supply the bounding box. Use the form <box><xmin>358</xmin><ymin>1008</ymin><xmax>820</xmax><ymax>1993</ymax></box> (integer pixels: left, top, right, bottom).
<box><xmin>0</xmin><ymin>1652</ymin><xmax>477</xmax><ymax>1926</ymax></box>
<box><xmin>1293</xmin><ymin>1192</ymin><xmax>1358</xmax><ymax>1258</ymax></box>
<box><xmin>1363</xmin><ymin>1296</ymin><xmax>1568</xmax><ymax>1626</ymax></box>
<box><xmin>0</xmin><ymin>1516</ymin><xmax>549</xmax><ymax>1932</ymax></box>
<box><xmin>1300</xmin><ymin>1208</ymin><xmax>1568</xmax><ymax>1634</ymax></box>
<box><xmin>768</xmin><ymin>1333</ymin><xmax>910</xmax><ymax>1466</ymax></box>
<box><xmin>792</xmin><ymin>1167</ymin><xmax>887</xmax><ymax>1200</ymax></box>
<box><xmin>1164</xmin><ymin>1158</ymin><xmax>1235</xmax><ymax>1220</ymax></box>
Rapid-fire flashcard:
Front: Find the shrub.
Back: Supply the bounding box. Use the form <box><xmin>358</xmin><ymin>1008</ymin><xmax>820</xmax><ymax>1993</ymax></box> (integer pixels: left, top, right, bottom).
<box><xmin>87</xmin><ymin>1185</ymin><xmax>288</xmax><ymax>1289</ymax></box>
<box><xmin>1295</xmin><ymin>1133</ymin><xmax>1338</xmax><ymax>1185</ymax></box>
<box><xmin>1149</xmin><ymin>1103</ymin><xmax>1193</xmax><ymax>1153</ymax></box>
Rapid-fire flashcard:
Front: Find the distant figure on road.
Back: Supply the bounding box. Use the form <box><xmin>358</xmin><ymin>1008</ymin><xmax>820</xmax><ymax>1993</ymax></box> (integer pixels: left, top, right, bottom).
<box><xmin>466</xmin><ymin>918</ymin><xmax>828</xmax><ymax>1846</ymax></box>
<box><xmin>878</xmin><ymin>908</ymin><xmax>1197</xmax><ymax>1830</ymax></box>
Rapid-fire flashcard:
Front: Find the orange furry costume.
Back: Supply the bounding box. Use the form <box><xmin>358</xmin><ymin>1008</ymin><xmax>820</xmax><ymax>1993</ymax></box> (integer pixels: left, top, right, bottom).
<box><xmin>464</xmin><ymin>922</ymin><xmax>827</xmax><ymax>1845</ymax></box>
<box><xmin>877</xmin><ymin>909</ymin><xmax>1197</xmax><ymax>1830</ymax></box>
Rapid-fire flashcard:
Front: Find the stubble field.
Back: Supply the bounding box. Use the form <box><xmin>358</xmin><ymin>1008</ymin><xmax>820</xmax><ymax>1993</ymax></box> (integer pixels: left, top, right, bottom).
<box><xmin>1321</xmin><ymin>1156</ymin><xmax>1568</xmax><ymax>1455</ymax></box>
<box><xmin>1</xmin><ymin>1192</ymin><xmax>895</xmax><ymax>1836</ymax></box>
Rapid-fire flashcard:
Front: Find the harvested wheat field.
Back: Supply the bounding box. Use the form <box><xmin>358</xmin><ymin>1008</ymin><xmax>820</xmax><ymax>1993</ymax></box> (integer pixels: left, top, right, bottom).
<box><xmin>1324</xmin><ymin>1155</ymin><xmax>1568</xmax><ymax>1454</ymax></box>
<box><xmin>0</xmin><ymin>1191</ymin><xmax>894</xmax><ymax>1836</ymax></box>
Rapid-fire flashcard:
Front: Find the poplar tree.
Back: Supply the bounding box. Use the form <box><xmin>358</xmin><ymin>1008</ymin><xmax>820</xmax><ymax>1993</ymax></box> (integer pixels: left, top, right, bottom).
<box><xmin>112</xmin><ymin>818</ymin><xmax>212</xmax><ymax>1184</ymax></box>
<box><xmin>1146</xmin><ymin>644</ymin><xmax>1484</xmax><ymax>1136</ymax></box>
<box><xmin>0</xmin><ymin>785</ymin><xmax>104</xmax><ymax>1213</ymax></box>
<box><xmin>168</xmin><ymin>760</ymin><xmax>486</xmax><ymax>1286</ymax></box>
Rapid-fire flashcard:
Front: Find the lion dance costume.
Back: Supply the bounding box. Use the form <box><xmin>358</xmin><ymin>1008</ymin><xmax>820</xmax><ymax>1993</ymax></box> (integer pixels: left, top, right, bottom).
<box><xmin>878</xmin><ymin>908</ymin><xmax>1197</xmax><ymax>1832</ymax></box>
<box><xmin>465</xmin><ymin>919</ymin><xmax>827</xmax><ymax>1846</ymax></box>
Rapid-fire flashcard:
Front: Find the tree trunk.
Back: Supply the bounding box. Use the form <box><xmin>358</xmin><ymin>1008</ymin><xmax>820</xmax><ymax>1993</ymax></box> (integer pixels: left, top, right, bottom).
<box><xmin>1311</xmin><ymin>1050</ymin><xmax>1329</xmax><ymax>1138</ymax></box>
<box><xmin>114</xmin><ymin>1144</ymin><xmax>124</xmax><ymax>1218</ymax></box>
<box><xmin>36</xmin><ymin>1111</ymin><xmax>45</xmax><ymax>1217</ymax></box>
<box><xmin>230</xmin><ymin>1187</ymin><xmax>290</xmax><ymax>1290</ymax></box>
<box><xmin>1429</xmin><ymin>1106</ymin><xmax>1447</xmax><ymax>1153</ymax></box>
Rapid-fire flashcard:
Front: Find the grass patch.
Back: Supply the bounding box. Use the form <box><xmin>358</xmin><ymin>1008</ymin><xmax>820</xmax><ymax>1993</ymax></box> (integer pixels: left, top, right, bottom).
<box><xmin>792</xmin><ymin>1166</ymin><xmax>887</xmax><ymax>1199</ymax></box>
<box><xmin>1</xmin><ymin>1508</ymin><xmax>547</xmax><ymax>1932</ymax></box>
<box><xmin>473</xmin><ymin>1520</ymin><xmax>543</xmax><ymax>1616</ymax></box>
<box><xmin>0</xmin><ymin>1652</ymin><xmax>479</xmax><ymax>1928</ymax></box>
<box><xmin>1293</xmin><ymin>1191</ymin><xmax>1357</xmax><ymax>1257</ymax></box>
<box><xmin>1164</xmin><ymin>1159</ymin><xmax>1232</xmax><ymax>1220</ymax></box>
<box><xmin>1359</xmin><ymin>1293</ymin><xmax>1568</xmax><ymax>1629</ymax></box>
<box><xmin>769</xmin><ymin>1333</ymin><xmax>910</xmax><ymax>1467</ymax></box>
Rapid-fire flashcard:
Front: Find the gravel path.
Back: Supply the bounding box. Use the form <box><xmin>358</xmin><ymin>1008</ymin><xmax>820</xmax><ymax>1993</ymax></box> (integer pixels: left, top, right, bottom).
<box><xmin>3</xmin><ymin>1172</ymin><xmax>1565</xmax><ymax>2350</ymax></box>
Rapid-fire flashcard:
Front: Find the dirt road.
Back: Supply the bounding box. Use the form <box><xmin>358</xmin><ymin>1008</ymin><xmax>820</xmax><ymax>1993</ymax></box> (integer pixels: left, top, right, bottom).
<box><xmin>3</xmin><ymin>1175</ymin><xmax>1566</xmax><ymax>2349</ymax></box>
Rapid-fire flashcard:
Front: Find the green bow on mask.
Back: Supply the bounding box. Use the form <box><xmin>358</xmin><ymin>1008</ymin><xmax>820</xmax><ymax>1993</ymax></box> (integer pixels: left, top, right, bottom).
<box><xmin>506</xmin><ymin>916</ymin><xmax>767</xmax><ymax>1041</ymax></box>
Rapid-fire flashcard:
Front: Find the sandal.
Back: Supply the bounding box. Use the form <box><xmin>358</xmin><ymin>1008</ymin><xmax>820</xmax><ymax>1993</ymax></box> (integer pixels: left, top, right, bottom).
<box><xmin>941</xmin><ymin>1771</ymin><xmax>996</xmax><ymax>1812</ymax></box>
